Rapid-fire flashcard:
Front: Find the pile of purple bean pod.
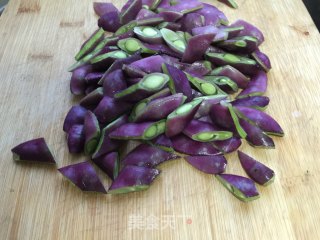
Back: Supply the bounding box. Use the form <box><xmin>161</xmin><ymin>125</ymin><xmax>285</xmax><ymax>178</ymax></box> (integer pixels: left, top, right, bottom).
<box><xmin>11</xmin><ymin>0</ymin><xmax>284</xmax><ymax>202</ymax></box>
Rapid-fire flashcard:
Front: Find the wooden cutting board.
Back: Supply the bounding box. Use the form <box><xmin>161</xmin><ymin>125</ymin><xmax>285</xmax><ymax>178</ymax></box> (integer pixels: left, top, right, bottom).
<box><xmin>1</xmin><ymin>0</ymin><xmax>320</xmax><ymax>239</ymax></box>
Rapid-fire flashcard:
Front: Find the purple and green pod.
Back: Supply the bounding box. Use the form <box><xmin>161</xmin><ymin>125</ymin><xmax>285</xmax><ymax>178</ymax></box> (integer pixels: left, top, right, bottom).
<box><xmin>172</xmin><ymin>134</ymin><xmax>221</xmax><ymax>156</ymax></box>
<box><xmin>123</xmin><ymin>64</ymin><xmax>147</xmax><ymax>78</ymax></box>
<box><xmin>98</xmin><ymin>53</ymin><xmax>142</xmax><ymax>84</ymax></box>
<box><xmin>227</xmin><ymin>103</ymin><xmax>247</xmax><ymax>139</ymax></box>
<box><xmin>85</xmin><ymin>72</ymin><xmax>104</xmax><ymax>85</ymax></box>
<box><xmin>94</xmin><ymin>96</ymin><xmax>133</xmax><ymax>124</ymax></box>
<box><xmin>205</xmin><ymin>52</ymin><xmax>260</xmax><ymax>76</ymax></box>
<box><xmin>130</xmin><ymin>93</ymin><xmax>186</xmax><ymax>122</ymax></box>
<box><xmin>68</xmin><ymin>37</ymin><xmax>121</xmax><ymax>72</ymax></box>
<box><xmin>79</xmin><ymin>87</ymin><xmax>104</xmax><ymax>110</ymax></box>
<box><xmin>203</xmin><ymin>75</ymin><xmax>239</xmax><ymax>93</ymax></box>
<box><xmin>93</xmin><ymin>152</ymin><xmax>120</xmax><ymax>180</ymax></box>
<box><xmin>126</xmin><ymin>77</ymin><xmax>143</xmax><ymax>85</ymax></box>
<box><xmin>238</xmin><ymin>151</ymin><xmax>275</xmax><ymax>186</ymax></box>
<box><xmin>151</xmin><ymin>134</ymin><xmax>174</xmax><ymax>152</ymax></box>
<box><xmin>158</xmin><ymin>0</ymin><xmax>203</xmax><ymax>14</ymax></box>
<box><xmin>117</xmin><ymin>38</ymin><xmax>156</xmax><ymax>55</ymax></box>
<box><xmin>70</xmin><ymin>65</ymin><xmax>93</xmax><ymax>95</ymax></box>
<box><xmin>194</xmin><ymin>95</ymin><xmax>228</xmax><ymax>118</ymax></box>
<box><xmin>230</xmin><ymin>19</ymin><xmax>264</xmax><ymax>46</ymax></box>
<box><xmin>179</xmin><ymin>12</ymin><xmax>204</xmax><ymax>34</ymax></box>
<box><xmin>143</xmin><ymin>42</ymin><xmax>182</xmax><ymax>58</ymax></box>
<box><xmin>218</xmin><ymin>0</ymin><xmax>238</xmax><ymax>9</ymax></box>
<box><xmin>93</xmin><ymin>2</ymin><xmax>119</xmax><ymax>17</ymax></box>
<box><xmin>11</xmin><ymin>138</ymin><xmax>55</xmax><ymax>164</ymax></box>
<box><xmin>67</xmin><ymin>124</ymin><xmax>85</xmax><ymax>154</ymax></box>
<box><xmin>127</xmin><ymin>87</ymin><xmax>170</xmax><ymax>116</ymax></box>
<box><xmin>161</xmin><ymin>54</ymin><xmax>180</xmax><ymax>65</ymax></box>
<box><xmin>63</xmin><ymin>105</ymin><xmax>87</xmax><ymax>132</ymax></box>
<box><xmin>122</xmin><ymin>143</ymin><xmax>178</xmax><ymax>168</ymax></box>
<box><xmin>94</xmin><ymin>2</ymin><xmax>119</xmax><ymax>17</ymax></box>
<box><xmin>128</xmin><ymin>55</ymin><xmax>165</xmax><ymax>74</ymax></box>
<box><xmin>209</xmin><ymin>102</ymin><xmax>234</xmax><ymax>129</ymax></box>
<box><xmin>185</xmin><ymin>155</ymin><xmax>227</xmax><ymax>174</ymax></box>
<box><xmin>92</xmin><ymin>115</ymin><xmax>128</xmax><ymax>159</ymax></box>
<box><xmin>235</xmin><ymin>106</ymin><xmax>284</xmax><ymax>136</ymax></box>
<box><xmin>160</xmin><ymin>28</ymin><xmax>186</xmax><ymax>55</ymax></box>
<box><xmin>157</xmin><ymin>21</ymin><xmax>182</xmax><ymax>31</ymax></box>
<box><xmin>98</xmin><ymin>11</ymin><xmax>122</xmax><ymax>32</ymax></box>
<box><xmin>196</xmin><ymin>3</ymin><xmax>228</xmax><ymax>25</ymax></box>
<box><xmin>165</xmin><ymin>99</ymin><xmax>202</xmax><ymax>137</ymax></box>
<box><xmin>158</xmin><ymin>10</ymin><xmax>184</xmax><ymax>22</ymax></box>
<box><xmin>182</xmin><ymin>33</ymin><xmax>214</xmax><ymax>63</ymax></box>
<box><xmin>134</xmin><ymin>26</ymin><xmax>163</xmax><ymax>44</ymax></box>
<box><xmin>136</xmin><ymin>16</ymin><xmax>165</xmax><ymax>26</ymax></box>
<box><xmin>251</xmin><ymin>49</ymin><xmax>271</xmax><ymax>72</ymax></box>
<box><xmin>182</xmin><ymin>61</ymin><xmax>212</xmax><ymax>77</ymax></box>
<box><xmin>58</xmin><ymin>161</ymin><xmax>106</xmax><ymax>193</ymax></box>
<box><xmin>162</xmin><ymin>63</ymin><xmax>193</xmax><ymax>101</ymax></box>
<box><xmin>75</xmin><ymin>28</ymin><xmax>105</xmax><ymax>61</ymax></box>
<box><xmin>215</xmin><ymin>174</ymin><xmax>260</xmax><ymax>202</ymax></box>
<box><xmin>90</xmin><ymin>50</ymin><xmax>130</xmax><ymax>70</ymax></box>
<box><xmin>84</xmin><ymin>85</ymin><xmax>99</xmax><ymax>95</ymax></box>
<box><xmin>108</xmin><ymin>165</ymin><xmax>160</xmax><ymax>194</ymax></box>
<box><xmin>136</xmin><ymin>8</ymin><xmax>156</xmax><ymax>20</ymax></box>
<box><xmin>115</xmin><ymin>20</ymin><xmax>138</xmax><ymax>36</ymax></box>
<box><xmin>183</xmin><ymin>119</ymin><xmax>233</xmax><ymax>142</ymax></box>
<box><xmin>192</xmin><ymin>25</ymin><xmax>231</xmax><ymax>42</ymax></box>
<box><xmin>218</xmin><ymin>36</ymin><xmax>258</xmax><ymax>54</ymax></box>
<box><xmin>186</xmin><ymin>73</ymin><xmax>226</xmax><ymax>96</ymax></box>
<box><xmin>192</xmin><ymin>89</ymin><xmax>203</xmax><ymax>98</ymax></box>
<box><xmin>209</xmin><ymin>103</ymin><xmax>247</xmax><ymax>139</ymax></box>
<box><xmin>239</xmin><ymin>118</ymin><xmax>275</xmax><ymax>148</ymax></box>
<box><xmin>114</xmin><ymin>73</ymin><xmax>169</xmax><ymax>102</ymax></box>
<box><xmin>120</xmin><ymin>0</ymin><xmax>142</xmax><ymax>24</ymax></box>
<box><xmin>101</xmin><ymin>69</ymin><xmax>127</xmax><ymax>97</ymax></box>
<box><xmin>83</xmin><ymin>111</ymin><xmax>100</xmax><ymax>155</ymax></box>
<box><xmin>232</xmin><ymin>96</ymin><xmax>270</xmax><ymax>110</ymax></box>
<box><xmin>109</xmin><ymin>119</ymin><xmax>166</xmax><ymax>140</ymax></box>
<box><xmin>212</xmin><ymin>137</ymin><xmax>242</xmax><ymax>154</ymax></box>
<box><xmin>236</xmin><ymin>71</ymin><xmax>268</xmax><ymax>98</ymax></box>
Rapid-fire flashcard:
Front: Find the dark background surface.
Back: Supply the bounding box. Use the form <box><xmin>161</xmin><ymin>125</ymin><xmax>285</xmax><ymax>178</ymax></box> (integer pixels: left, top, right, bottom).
<box><xmin>303</xmin><ymin>0</ymin><xmax>320</xmax><ymax>31</ymax></box>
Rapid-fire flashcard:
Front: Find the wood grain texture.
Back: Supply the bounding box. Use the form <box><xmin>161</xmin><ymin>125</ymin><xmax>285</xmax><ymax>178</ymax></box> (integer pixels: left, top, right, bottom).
<box><xmin>0</xmin><ymin>0</ymin><xmax>320</xmax><ymax>239</ymax></box>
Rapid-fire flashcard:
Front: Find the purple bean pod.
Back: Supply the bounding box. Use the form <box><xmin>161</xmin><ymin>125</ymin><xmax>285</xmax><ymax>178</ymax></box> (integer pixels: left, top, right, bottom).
<box><xmin>130</xmin><ymin>93</ymin><xmax>186</xmax><ymax>122</ymax></box>
<box><xmin>185</xmin><ymin>155</ymin><xmax>227</xmax><ymax>174</ymax></box>
<box><xmin>67</xmin><ymin>124</ymin><xmax>85</xmax><ymax>154</ymax></box>
<box><xmin>215</xmin><ymin>174</ymin><xmax>260</xmax><ymax>202</ymax></box>
<box><xmin>83</xmin><ymin>111</ymin><xmax>100</xmax><ymax>155</ymax></box>
<box><xmin>92</xmin><ymin>115</ymin><xmax>128</xmax><ymax>159</ymax></box>
<box><xmin>11</xmin><ymin>138</ymin><xmax>56</xmax><ymax>164</ymax></box>
<box><xmin>162</xmin><ymin>63</ymin><xmax>193</xmax><ymax>101</ymax></box>
<box><xmin>63</xmin><ymin>105</ymin><xmax>87</xmax><ymax>132</ymax></box>
<box><xmin>93</xmin><ymin>152</ymin><xmax>120</xmax><ymax>180</ymax></box>
<box><xmin>239</xmin><ymin>118</ymin><xmax>275</xmax><ymax>148</ymax></box>
<box><xmin>172</xmin><ymin>134</ymin><xmax>221</xmax><ymax>156</ymax></box>
<box><xmin>94</xmin><ymin>96</ymin><xmax>133</xmax><ymax>124</ymax></box>
<box><xmin>58</xmin><ymin>161</ymin><xmax>106</xmax><ymax>193</ymax></box>
<box><xmin>122</xmin><ymin>143</ymin><xmax>178</xmax><ymax>168</ymax></box>
<box><xmin>79</xmin><ymin>87</ymin><xmax>104</xmax><ymax>110</ymax></box>
<box><xmin>101</xmin><ymin>69</ymin><xmax>128</xmax><ymax>97</ymax></box>
<box><xmin>235</xmin><ymin>106</ymin><xmax>284</xmax><ymax>136</ymax></box>
<box><xmin>70</xmin><ymin>65</ymin><xmax>93</xmax><ymax>95</ymax></box>
<box><xmin>182</xmin><ymin>33</ymin><xmax>214</xmax><ymax>63</ymax></box>
<box><xmin>236</xmin><ymin>71</ymin><xmax>268</xmax><ymax>98</ymax></box>
<box><xmin>165</xmin><ymin>99</ymin><xmax>202</xmax><ymax>137</ymax></box>
<box><xmin>238</xmin><ymin>151</ymin><xmax>275</xmax><ymax>186</ymax></box>
<box><xmin>108</xmin><ymin>165</ymin><xmax>160</xmax><ymax>194</ymax></box>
